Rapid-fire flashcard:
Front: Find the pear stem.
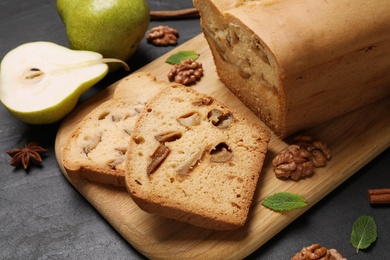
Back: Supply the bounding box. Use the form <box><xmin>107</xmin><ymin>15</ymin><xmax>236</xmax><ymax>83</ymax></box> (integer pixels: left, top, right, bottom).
<box><xmin>100</xmin><ymin>58</ymin><xmax>130</xmax><ymax>71</ymax></box>
<box><xmin>48</xmin><ymin>58</ymin><xmax>130</xmax><ymax>75</ymax></box>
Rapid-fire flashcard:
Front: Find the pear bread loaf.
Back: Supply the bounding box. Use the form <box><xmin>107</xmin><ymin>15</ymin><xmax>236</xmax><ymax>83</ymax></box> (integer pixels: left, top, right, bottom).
<box><xmin>125</xmin><ymin>84</ymin><xmax>271</xmax><ymax>230</ymax></box>
<box><xmin>62</xmin><ymin>72</ymin><xmax>168</xmax><ymax>187</ymax></box>
<box><xmin>193</xmin><ymin>0</ymin><xmax>390</xmax><ymax>138</ymax></box>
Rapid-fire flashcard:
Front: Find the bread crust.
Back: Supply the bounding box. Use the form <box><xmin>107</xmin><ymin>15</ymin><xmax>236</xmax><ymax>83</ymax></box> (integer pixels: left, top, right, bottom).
<box><xmin>194</xmin><ymin>0</ymin><xmax>390</xmax><ymax>138</ymax></box>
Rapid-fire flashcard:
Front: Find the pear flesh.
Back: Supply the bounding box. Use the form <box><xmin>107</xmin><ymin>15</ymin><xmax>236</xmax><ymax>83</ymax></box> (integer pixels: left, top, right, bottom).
<box><xmin>0</xmin><ymin>41</ymin><xmax>125</xmax><ymax>124</ymax></box>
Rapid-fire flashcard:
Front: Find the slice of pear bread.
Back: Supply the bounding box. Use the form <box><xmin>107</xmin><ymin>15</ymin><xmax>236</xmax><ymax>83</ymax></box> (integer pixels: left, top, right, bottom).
<box><xmin>62</xmin><ymin>72</ymin><xmax>170</xmax><ymax>187</ymax></box>
<box><xmin>125</xmin><ymin>84</ymin><xmax>271</xmax><ymax>230</ymax></box>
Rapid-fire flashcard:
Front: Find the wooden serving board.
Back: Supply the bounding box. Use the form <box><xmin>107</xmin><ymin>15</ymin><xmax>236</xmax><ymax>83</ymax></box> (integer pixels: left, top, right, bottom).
<box><xmin>55</xmin><ymin>34</ymin><xmax>390</xmax><ymax>259</ymax></box>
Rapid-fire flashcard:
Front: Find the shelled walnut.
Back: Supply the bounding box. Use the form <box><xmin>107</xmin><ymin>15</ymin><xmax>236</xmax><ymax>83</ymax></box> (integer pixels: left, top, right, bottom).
<box><xmin>146</xmin><ymin>25</ymin><xmax>179</xmax><ymax>46</ymax></box>
<box><xmin>293</xmin><ymin>134</ymin><xmax>331</xmax><ymax>167</ymax></box>
<box><xmin>291</xmin><ymin>244</ymin><xmax>346</xmax><ymax>260</ymax></box>
<box><xmin>272</xmin><ymin>144</ymin><xmax>314</xmax><ymax>181</ymax></box>
<box><xmin>272</xmin><ymin>135</ymin><xmax>331</xmax><ymax>181</ymax></box>
<box><xmin>167</xmin><ymin>59</ymin><xmax>203</xmax><ymax>85</ymax></box>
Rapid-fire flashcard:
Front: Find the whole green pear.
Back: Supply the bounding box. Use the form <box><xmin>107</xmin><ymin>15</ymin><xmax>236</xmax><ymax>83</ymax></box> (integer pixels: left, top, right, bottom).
<box><xmin>57</xmin><ymin>0</ymin><xmax>150</xmax><ymax>71</ymax></box>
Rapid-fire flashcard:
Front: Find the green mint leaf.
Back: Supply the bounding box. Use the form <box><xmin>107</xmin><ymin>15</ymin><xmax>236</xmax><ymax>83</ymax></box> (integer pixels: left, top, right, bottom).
<box><xmin>261</xmin><ymin>192</ymin><xmax>307</xmax><ymax>211</ymax></box>
<box><xmin>350</xmin><ymin>214</ymin><xmax>377</xmax><ymax>252</ymax></box>
<box><xmin>166</xmin><ymin>50</ymin><xmax>199</xmax><ymax>65</ymax></box>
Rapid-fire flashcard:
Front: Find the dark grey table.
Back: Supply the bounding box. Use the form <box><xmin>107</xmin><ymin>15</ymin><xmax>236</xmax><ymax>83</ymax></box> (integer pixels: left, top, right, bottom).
<box><xmin>1</xmin><ymin>1</ymin><xmax>389</xmax><ymax>259</ymax></box>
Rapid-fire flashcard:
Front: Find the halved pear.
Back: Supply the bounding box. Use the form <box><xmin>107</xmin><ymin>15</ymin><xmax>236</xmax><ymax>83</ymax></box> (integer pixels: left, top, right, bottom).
<box><xmin>0</xmin><ymin>41</ymin><xmax>129</xmax><ymax>124</ymax></box>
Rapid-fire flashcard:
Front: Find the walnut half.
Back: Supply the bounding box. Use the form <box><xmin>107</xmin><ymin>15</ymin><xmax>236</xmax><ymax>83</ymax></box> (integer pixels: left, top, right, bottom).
<box><xmin>293</xmin><ymin>134</ymin><xmax>331</xmax><ymax>167</ymax></box>
<box><xmin>272</xmin><ymin>144</ymin><xmax>314</xmax><ymax>181</ymax></box>
<box><xmin>167</xmin><ymin>59</ymin><xmax>203</xmax><ymax>85</ymax></box>
<box><xmin>272</xmin><ymin>135</ymin><xmax>331</xmax><ymax>181</ymax></box>
<box><xmin>146</xmin><ymin>25</ymin><xmax>179</xmax><ymax>46</ymax></box>
<box><xmin>291</xmin><ymin>244</ymin><xmax>346</xmax><ymax>260</ymax></box>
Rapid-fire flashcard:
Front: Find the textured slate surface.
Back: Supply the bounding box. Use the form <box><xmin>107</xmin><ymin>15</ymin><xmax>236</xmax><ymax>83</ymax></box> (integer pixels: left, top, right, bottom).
<box><xmin>0</xmin><ymin>1</ymin><xmax>389</xmax><ymax>259</ymax></box>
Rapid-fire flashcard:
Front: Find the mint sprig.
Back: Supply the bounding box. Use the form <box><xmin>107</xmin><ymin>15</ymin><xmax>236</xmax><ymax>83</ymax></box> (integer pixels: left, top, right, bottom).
<box><xmin>165</xmin><ymin>50</ymin><xmax>199</xmax><ymax>65</ymax></box>
<box><xmin>262</xmin><ymin>192</ymin><xmax>307</xmax><ymax>211</ymax></box>
<box><xmin>350</xmin><ymin>214</ymin><xmax>377</xmax><ymax>252</ymax></box>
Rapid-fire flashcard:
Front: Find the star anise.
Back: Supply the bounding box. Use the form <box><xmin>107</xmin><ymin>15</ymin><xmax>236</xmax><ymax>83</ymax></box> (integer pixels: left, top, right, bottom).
<box><xmin>7</xmin><ymin>142</ymin><xmax>47</xmax><ymax>170</ymax></box>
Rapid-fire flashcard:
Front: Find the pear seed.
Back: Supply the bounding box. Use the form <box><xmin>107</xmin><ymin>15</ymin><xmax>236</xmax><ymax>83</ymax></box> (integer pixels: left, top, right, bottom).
<box><xmin>25</xmin><ymin>69</ymin><xmax>44</xmax><ymax>79</ymax></box>
<box><xmin>22</xmin><ymin>68</ymin><xmax>45</xmax><ymax>84</ymax></box>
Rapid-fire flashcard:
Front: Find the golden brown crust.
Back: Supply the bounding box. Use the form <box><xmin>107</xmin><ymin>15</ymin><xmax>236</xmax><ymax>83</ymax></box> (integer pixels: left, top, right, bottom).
<box><xmin>194</xmin><ymin>0</ymin><xmax>390</xmax><ymax>138</ymax></box>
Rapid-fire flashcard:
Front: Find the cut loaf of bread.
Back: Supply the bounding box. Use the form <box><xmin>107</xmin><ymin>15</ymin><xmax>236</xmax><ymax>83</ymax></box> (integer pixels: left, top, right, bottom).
<box><xmin>194</xmin><ymin>0</ymin><xmax>390</xmax><ymax>138</ymax></box>
<box><xmin>62</xmin><ymin>72</ymin><xmax>168</xmax><ymax>187</ymax></box>
<box><xmin>125</xmin><ymin>84</ymin><xmax>270</xmax><ymax>230</ymax></box>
